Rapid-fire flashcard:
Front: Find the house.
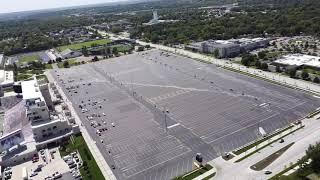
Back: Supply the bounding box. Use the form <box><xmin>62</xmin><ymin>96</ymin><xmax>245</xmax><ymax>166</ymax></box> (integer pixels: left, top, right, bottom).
<box><xmin>60</xmin><ymin>49</ymin><xmax>82</xmax><ymax>59</ymax></box>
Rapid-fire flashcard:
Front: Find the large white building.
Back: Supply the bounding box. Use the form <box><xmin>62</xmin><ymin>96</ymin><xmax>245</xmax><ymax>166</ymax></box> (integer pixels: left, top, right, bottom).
<box><xmin>186</xmin><ymin>38</ymin><xmax>269</xmax><ymax>58</ymax></box>
<box><xmin>0</xmin><ymin>78</ymin><xmax>79</xmax><ymax>166</ymax></box>
<box><xmin>22</xmin><ymin>79</ymin><xmax>79</xmax><ymax>147</ymax></box>
<box><xmin>274</xmin><ymin>54</ymin><xmax>320</xmax><ymax>69</ymax></box>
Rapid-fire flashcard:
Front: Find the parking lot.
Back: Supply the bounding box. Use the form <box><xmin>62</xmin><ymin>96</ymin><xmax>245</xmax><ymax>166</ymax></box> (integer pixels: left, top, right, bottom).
<box><xmin>8</xmin><ymin>147</ymin><xmax>72</xmax><ymax>180</ymax></box>
<box><xmin>50</xmin><ymin>49</ymin><xmax>320</xmax><ymax>180</ymax></box>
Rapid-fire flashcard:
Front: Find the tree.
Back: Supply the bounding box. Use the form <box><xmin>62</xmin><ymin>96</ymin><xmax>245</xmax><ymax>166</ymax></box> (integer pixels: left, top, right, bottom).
<box><xmin>112</xmin><ymin>47</ymin><xmax>118</xmax><ymax>55</ymax></box>
<box><xmin>258</xmin><ymin>51</ymin><xmax>267</xmax><ymax>59</ymax></box>
<box><xmin>213</xmin><ymin>49</ymin><xmax>220</xmax><ymax>58</ymax></box>
<box><xmin>288</xmin><ymin>69</ymin><xmax>297</xmax><ymax>78</ymax></box>
<box><xmin>92</xmin><ymin>56</ymin><xmax>99</xmax><ymax>62</ymax></box>
<box><xmin>241</xmin><ymin>57</ymin><xmax>250</xmax><ymax>66</ymax></box>
<box><xmin>81</xmin><ymin>46</ymin><xmax>88</xmax><ymax>56</ymax></box>
<box><xmin>313</xmin><ymin>77</ymin><xmax>320</xmax><ymax>83</ymax></box>
<box><xmin>63</xmin><ymin>61</ymin><xmax>70</xmax><ymax>68</ymax></box>
<box><xmin>301</xmin><ymin>71</ymin><xmax>309</xmax><ymax>80</ymax></box>
<box><xmin>261</xmin><ymin>62</ymin><xmax>268</xmax><ymax>70</ymax></box>
<box><xmin>145</xmin><ymin>45</ymin><xmax>151</xmax><ymax>49</ymax></box>
<box><xmin>304</xmin><ymin>41</ymin><xmax>309</xmax><ymax>49</ymax></box>
<box><xmin>241</xmin><ymin>54</ymin><xmax>255</xmax><ymax>67</ymax></box>
<box><xmin>56</xmin><ymin>57</ymin><xmax>62</xmax><ymax>62</ymax></box>
<box><xmin>255</xmin><ymin>60</ymin><xmax>261</xmax><ymax>69</ymax></box>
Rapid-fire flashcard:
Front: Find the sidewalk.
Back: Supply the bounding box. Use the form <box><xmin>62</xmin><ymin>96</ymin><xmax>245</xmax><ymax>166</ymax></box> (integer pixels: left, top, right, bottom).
<box><xmin>45</xmin><ymin>71</ymin><xmax>117</xmax><ymax>180</ymax></box>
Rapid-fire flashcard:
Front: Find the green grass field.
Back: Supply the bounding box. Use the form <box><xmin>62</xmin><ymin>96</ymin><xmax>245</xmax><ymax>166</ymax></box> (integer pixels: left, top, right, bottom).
<box><xmin>18</xmin><ymin>54</ymin><xmax>40</xmax><ymax>65</ymax></box>
<box><xmin>57</xmin><ymin>59</ymin><xmax>79</xmax><ymax>68</ymax></box>
<box><xmin>57</xmin><ymin>39</ymin><xmax>111</xmax><ymax>52</ymax></box>
<box><xmin>59</xmin><ymin>135</ymin><xmax>104</xmax><ymax>180</ymax></box>
<box><xmin>112</xmin><ymin>44</ymin><xmax>132</xmax><ymax>52</ymax></box>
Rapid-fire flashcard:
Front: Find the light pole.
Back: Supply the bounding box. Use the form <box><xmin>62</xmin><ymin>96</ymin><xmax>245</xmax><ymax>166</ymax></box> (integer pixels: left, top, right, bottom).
<box><xmin>163</xmin><ymin>109</ymin><xmax>169</xmax><ymax>132</ymax></box>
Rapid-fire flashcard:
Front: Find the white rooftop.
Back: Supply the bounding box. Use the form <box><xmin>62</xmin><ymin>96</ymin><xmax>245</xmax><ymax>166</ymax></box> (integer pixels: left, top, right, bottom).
<box><xmin>275</xmin><ymin>54</ymin><xmax>320</xmax><ymax>68</ymax></box>
<box><xmin>21</xmin><ymin>79</ymin><xmax>43</xmax><ymax>100</ymax></box>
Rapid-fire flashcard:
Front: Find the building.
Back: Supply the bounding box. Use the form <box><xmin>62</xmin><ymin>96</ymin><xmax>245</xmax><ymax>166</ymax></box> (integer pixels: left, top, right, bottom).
<box><xmin>0</xmin><ymin>70</ymin><xmax>14</xmax><ymax>89</ymax></box>
<box><xmin>0</xmin><ymin>78</ymin><xmax>79</xmax><ymax>166</ymax></box>
<box><xmin>186</xmin><ymin>40</ymin><xmax>240</xmax><ymax>58</ymax></box>
<box><xmin>60</xmin><ymin>49</ymin><xmax>82</xmax><ymax>59</ymax></box>
<box><xmin>22</xmin><ymin>79</ymin><xmax>79</xmax><ymax>148</ymax></box>
<box><xmin>143</xmin><ymin>9</ymin><xmax>160</xmax><ymax>25</ymax></box>
<box><xmin>274</xmin><ymin>54</ymin><xmax>320</xmax><ymax>70</ymax></box>
<box><xmin>185</xmin><ymin>38</ymin><xmax>269</xmax><ymax>58</ymax></box>
<box><xmin>230</xmin><ymin>38</ymin><xmax>270</xmax><ymax>52</ymax></box>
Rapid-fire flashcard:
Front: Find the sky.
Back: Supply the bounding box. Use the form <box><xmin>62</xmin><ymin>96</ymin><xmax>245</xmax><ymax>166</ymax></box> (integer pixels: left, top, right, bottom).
<box><xmin>0</xmin><ymin>0</ymin><xmax>127</xmax><ymax>14</ymax></box>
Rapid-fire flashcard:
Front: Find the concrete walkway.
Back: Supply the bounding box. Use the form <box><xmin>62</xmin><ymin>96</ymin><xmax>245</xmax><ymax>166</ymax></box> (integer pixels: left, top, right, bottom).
<box><xmin>46</xmin><ymin>71</ymin><xmax>117</xmax><ymax>180</ymax></box>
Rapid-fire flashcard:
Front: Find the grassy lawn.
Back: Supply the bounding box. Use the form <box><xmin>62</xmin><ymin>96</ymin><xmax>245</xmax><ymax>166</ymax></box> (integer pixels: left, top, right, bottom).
<box><xmin>250</xmin><ymin>142</ymin><xmax>294</xmax><ymax>171</ymax></box>
<box><xmin>269</xmin><ymin>162</ymin><xmax>301</xmax><ymax>180</ymax></box>
<box><xmin>174</xmin><ymin>164</ymin><xmax>213</xmax><ymax>180</ymax></box>
<box><xmin>203</xmin><ymin>172</ymin><xmax>216</xmax><ymax>180</ymax></box>
<box><xmin>235</xmin><ymin>126</ymin><xmax>304</xmax><ymax>163</ymax></box>
<box><xmin>19</xmin><ymin>54</ymin><xmax>40</xmax><ymax>65</ymax></box>
<box><xmin>306</xmin><ymin>109</ymin><xmax>320</xmax><ymax>118</ymax></box>
<box><xmin>112</xmin><ymin>44</ymin><xmax>132</xmax><ymax>52</ymax></box>
<box><xmin>45</xmin><ymin>64</ymin><xmax>53</xmax><ymax>69</ymax></box>
<box><xmin>233</xmin><ymin>125</ymin><xmax>294</xmax><ymax>155</ymax></box>
<box><xmin>57</xmin><ymin>59</ymin><xmax>78</xmax><ymax>68</ymax></box>
<box><xmin>303</xmin><ymin>68</ymin><xmax>320</xmax><ymax>76</ymax></box>
<box><xmin>36</xmin><ymin>74</ymin><xmax>48</xmax><ymax>83</ymax></box>
<box><xmin>16</xmin><ymin>73</ymin><xmax>33</xmax><ymax>81</ymax></box>
<box><xmin>57</xmin><ymin>39</ymin><xmax>111</xmax><ymax>52</ymax></box>
<box><xmin>59</xmin><ymin>135</ymin><xmax>104</xmax><ymax>180</ymax></box>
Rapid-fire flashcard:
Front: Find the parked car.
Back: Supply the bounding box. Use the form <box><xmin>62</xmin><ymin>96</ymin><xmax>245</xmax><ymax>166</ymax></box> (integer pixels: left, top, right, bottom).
<box><xmin>30</xmin><ymin>172</ymin><xmax>38</xmax><ymax>177</ymax></box>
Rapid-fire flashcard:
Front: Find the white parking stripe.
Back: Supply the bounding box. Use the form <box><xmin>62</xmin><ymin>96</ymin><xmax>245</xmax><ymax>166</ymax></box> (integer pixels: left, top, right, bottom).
<box><xmin>167</xmin><ymin>123</ymin><xmax>180</xmax><ymax>129</ymax></box>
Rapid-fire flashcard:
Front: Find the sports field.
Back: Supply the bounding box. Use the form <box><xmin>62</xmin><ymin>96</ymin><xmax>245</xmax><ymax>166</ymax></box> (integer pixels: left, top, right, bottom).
<box><xmin>50</xmin><ymin>49</ymin><xmax>320</xmax><ymax>180</ymax></box>
<box><xmin>57</xmin><ymin>39</ymin><xmax>111</xmax><ymax>52</ymax></box>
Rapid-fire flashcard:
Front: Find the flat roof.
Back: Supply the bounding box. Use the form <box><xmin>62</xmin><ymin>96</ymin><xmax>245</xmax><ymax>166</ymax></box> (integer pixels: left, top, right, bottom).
<box><xmin>275</xmin><ymin>54</ymin><xmax>320</xmax><ymax>68</ymax></box>
<box><xmin>21</xmin><ymin>79</ymin><xmax>43</xmax><ymax>100</ymax></box>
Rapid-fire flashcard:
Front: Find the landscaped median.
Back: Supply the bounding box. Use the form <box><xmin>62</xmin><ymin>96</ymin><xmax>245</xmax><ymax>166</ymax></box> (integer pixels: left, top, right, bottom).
<box><xmin>234</xmin><ymin>125</ymin><xmax>304</xmax><ymax>163</ymax></box>
<box><xmin>250</xmin><ymin>142</ymin><xmax>295</xmax><ymax>171</ymax></box>
<box><xmin>306</xmin><ymin>108</ymin><xmax>320</xmax><ymax>118</ymax></box>
<box><xmin>59</xmin><ymin>134</ymin><xmax>104</xmax><ymax>180</ymax></box>
<box><xmin>233</xmin><ymin>125</ymin><xmax>295</xmax><ymax>155</ymax></box>
<box><xmin>173</xmin><ymin>164</ymin><xmax>215</xmax><ymax>180</ymax></box>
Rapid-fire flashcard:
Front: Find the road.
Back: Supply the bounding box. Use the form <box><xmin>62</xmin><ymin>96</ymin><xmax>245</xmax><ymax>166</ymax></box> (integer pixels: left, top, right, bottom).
<box><xmin>92</xmin><ymin>28</ymin><xmax>320</xmax><ymax>96</ymax></box>
<box><xmin>211</xmin><ymin>114</ymin><xmax>320</xmax><ymax>180</ymax></box>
